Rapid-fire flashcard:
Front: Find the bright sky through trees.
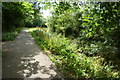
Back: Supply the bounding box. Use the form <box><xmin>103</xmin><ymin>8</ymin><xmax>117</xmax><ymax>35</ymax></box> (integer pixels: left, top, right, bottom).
<box><xmin>41</xmin><ymin>9</ymin><xmax>52</xmax><ymax>19</ymax></box>
<box><xmin>38</xmin><ymin>2</ymin><xmax>52</xmax><ymax>19</ymax></box>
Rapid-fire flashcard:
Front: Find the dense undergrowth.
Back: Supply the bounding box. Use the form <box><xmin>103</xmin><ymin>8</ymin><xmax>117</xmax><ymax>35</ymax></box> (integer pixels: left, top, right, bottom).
<box><xmin>30</xmin><ymin>29</ymin><xmax>120</xmax><ymax>79</ymax></box>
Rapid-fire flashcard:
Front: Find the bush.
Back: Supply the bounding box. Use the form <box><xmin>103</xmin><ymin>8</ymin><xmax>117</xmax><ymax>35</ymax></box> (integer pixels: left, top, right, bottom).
<box><xmin>50</xmin><ymin>53</ymin><xmax>119</xmax><ymax>78</ymax></box>
<box><xmin>30</xmin><ymin>29</ymin><xmax>120</xmax><ymax>79</ymax></box>
<box><xmin>76</xmin><ymin>38</ymin><xmax>119</xmax><ymax>61</ymax></box>
<box><xmin>31</xmin><ymin>30</ymin><xmax>78</xmax><ymax>55</ymax></box>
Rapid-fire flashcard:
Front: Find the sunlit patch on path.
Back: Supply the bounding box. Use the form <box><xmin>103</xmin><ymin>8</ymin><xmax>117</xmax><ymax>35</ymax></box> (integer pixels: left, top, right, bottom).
<box><xmin>2</xmin><ymin>29</ymin><xmax>63</xmax><ymax>79</ymax></box>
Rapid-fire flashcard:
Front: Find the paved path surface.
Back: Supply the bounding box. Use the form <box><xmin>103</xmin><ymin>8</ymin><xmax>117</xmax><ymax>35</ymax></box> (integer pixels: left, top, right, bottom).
<box><xmin>2</xmin><ymin>30</ymin><xmax>63</xmax><ymax>80</ymax></box>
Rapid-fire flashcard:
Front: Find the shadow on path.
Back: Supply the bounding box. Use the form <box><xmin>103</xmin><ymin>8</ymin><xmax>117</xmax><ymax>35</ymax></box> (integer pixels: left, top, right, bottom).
<box><xmin>2</xmin><ymin>30</ymin><xmax>63</xmax><ymax>79</ymax></box>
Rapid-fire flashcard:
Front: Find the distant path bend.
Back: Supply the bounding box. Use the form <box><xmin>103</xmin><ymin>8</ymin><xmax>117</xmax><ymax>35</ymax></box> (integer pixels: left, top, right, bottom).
<box><xmin>2</xmin><ymin>29</ymin><xmax>63</xmax><ymax>79</ymax></box>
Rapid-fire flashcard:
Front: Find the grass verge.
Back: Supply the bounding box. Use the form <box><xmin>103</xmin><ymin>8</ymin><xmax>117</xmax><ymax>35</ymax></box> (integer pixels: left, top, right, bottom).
<box><xmin>2</xmin><ymin>27</ymin><xmax>26</xmax><ymax>41</ymax></box>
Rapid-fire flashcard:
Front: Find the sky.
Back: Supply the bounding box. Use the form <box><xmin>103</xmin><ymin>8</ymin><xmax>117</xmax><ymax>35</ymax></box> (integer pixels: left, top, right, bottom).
<box><xmin>41</xmin><ymin>9</ymin><xmax>52</xmax><ymax>19</ymax></box>
<box><xmin>38</xmin><ymin>2</ymin><xmax>53</xmax><ymax>19</ymax></box>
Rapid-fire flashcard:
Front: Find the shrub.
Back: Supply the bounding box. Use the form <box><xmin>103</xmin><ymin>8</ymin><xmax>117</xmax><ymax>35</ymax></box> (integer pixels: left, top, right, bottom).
<box><xmin>50</xmin><ymin>53</ymin><xmax>119</xmax><ymax>78</ymax></box>
<box><xmin>30</xmin><ymin>29</ymin><xmax>120</xmax><ymax>79</ymax></box>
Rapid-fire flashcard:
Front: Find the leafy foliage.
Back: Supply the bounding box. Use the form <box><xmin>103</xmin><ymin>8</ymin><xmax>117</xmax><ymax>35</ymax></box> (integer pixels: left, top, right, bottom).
<box><xmin>46</xmin><ymin>2</ymin><xmax>120</xmax><ymax>61</ymax></box>
<box><xmin>31</xmin><ymin>1</ymin><xmax>120</xmax><ymax>79</ymax></box>
<box><xmin>2</xmin><ymin>2</ymin><xmax>46</xmax><ymax>32</ymax></box>
<box><xmin>3</xmin><ymin>1</ymin><xmax>120</xmax><ymax>79</ymax></box>
<box><xmin>47</xmin><ymin>2</ymin><xmax>82</xmax><ymax>38</ymax></box>
<box><xmin>30</xmin><ymin>29</ymin><xmax>120</xmax><ymax>78</ymax></box>
<box><xmin>2</xmin><ymin>2</ymin><xmax>34</xmax><ymax>32</ymax></box>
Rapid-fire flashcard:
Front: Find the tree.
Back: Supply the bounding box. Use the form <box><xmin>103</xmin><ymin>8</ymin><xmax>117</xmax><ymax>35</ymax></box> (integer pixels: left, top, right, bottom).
<box><xmin>2</xmin><ymin>2</ymin><xmax>34</xmax><ymax>32</ymax></box>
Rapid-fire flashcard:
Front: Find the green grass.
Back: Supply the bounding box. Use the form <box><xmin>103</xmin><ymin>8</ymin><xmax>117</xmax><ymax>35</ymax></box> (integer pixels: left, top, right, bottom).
<box><xmin>2</xmin><ymin>28</ymin><xmax>23</xmax><ymax>41</ymax></box>
<box><xmin>2</xmin><ymin>27</ymin><xmax>46</xmax><ymax>42</ymax></box>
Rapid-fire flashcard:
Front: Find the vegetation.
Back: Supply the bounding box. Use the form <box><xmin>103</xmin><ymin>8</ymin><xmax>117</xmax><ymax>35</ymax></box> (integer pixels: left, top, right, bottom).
<box><xmin>2</xmin><ymin>2</ymin><xmax>46</xmax><ymax>30</ymax></box>
<box><xmin>30</xmin><ymin>29</ymin><xmax>119</xmax><ymax>79</ymax></box>
<box><xmin>2</xmin><ymin>1</ymin><xmax>120</xmax><ymax>79</ymax></box>
<box><xmin>30</xmin><ymin>1</ymin><xmax>120</xmax><ymax>79</ymax></box>
<box><xmin>46</xmin><ymin>1</ymin><xmax>120</xmax><ymax>68</ymax></box>
<box><xmin>2</xmin><ymin>2</ymin><xmax>46</xmax><ymax>41</ymax></box>
<box><xmin>2</xmin><ymin>28</ymin><xmax>24</xmax><ymax>41</ymax></box>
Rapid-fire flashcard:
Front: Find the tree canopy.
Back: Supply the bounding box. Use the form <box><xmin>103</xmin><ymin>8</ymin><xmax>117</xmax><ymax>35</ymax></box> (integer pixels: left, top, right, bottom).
<box><xmin>2</xmin><ymin>2</ymin><xmax>46</xmax><ymax>32</ymax></box>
